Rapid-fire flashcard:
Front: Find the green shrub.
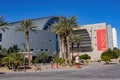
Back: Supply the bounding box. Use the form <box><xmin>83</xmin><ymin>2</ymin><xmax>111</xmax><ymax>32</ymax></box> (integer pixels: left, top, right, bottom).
<box><xmin>101</xmin><ymin>48</ymin><xmax>119</xmax><ymax>63</ymax></box>
<box><xmin>101</xmin><ymin>56</ymin><xmax>110</xmax><ymax>62</ymax></box>
<box><xmin>53</xmin><ymin>58</ymin><xmax>65</xmax><ymax>65</ymax></box>
<box><xmin>79</xmin><ymin>54</ymin><xmax>91</xmax><ymax>60</ymax></box>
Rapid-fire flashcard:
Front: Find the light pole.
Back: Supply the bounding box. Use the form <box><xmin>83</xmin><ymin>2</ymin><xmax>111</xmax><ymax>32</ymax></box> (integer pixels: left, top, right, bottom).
<box><xmin>21</xmin><ymin>43</ymin><xmax>26</xmax><ymax>72</ymax></box>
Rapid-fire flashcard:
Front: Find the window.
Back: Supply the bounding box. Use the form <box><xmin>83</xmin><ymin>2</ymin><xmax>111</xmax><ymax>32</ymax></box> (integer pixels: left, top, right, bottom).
<box><xmin>41</xmin><ymin>49</ymin><xmax>43</xmax><ymax>51</ymax></box>
<box><xmin>35</xmin><ymin>49</ymin><xmax>40</xmax><ymax>51</ymax></box>
<box><xmin>17</xmin><ymin>49</ymin><xmax>20</xmax><ymax>51</ymax></box>
<box><xmin>45</xmin><ymin>49</ymin><xmax>48</xmax><ymax>51</ymax></box>
<box><xmin>49</xmin><ymin>40</ymin><xmax>52</xmax><ymax>42</ymax></box>
<box><xmin>30</xmin><ymin>49</ymin><xmax>33</xmax><ymax>51</ymax></box>
<box><xmin>0</xmin><ymin>34</ymin><xmax>2</xmax><ymax>42</ymax></box>
<box><xmin>48</xmin><ymin>23</ymin><xmax>51</xmax><ymax>26</ymax></box>
<box><xmin>0</xmin><ymin>45</ymin><xmax>2</xmax><ymax>50</ymax></box>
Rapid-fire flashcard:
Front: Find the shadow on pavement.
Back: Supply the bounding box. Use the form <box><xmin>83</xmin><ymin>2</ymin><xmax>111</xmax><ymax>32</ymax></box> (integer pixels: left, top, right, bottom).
<box><xmin>0</xmin><ymin>72</ymin><xmax>5</xmax><ymax>74</ymax></box>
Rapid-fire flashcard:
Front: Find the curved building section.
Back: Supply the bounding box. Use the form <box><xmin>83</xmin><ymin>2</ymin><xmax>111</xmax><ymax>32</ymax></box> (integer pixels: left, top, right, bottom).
<box><xmin>72</xmin><ymin>29</ymin><xmax>92</xmax><ymax>52</ymax></box>
<box><xmin>0</xmin><ymin>16</ymin><xmax>59</xmax><ymax>55</ymax></box>
<box><xmin>43</xmin><ymin>17</ymin><xmax>59</xmax><ymax>30</ymax></box>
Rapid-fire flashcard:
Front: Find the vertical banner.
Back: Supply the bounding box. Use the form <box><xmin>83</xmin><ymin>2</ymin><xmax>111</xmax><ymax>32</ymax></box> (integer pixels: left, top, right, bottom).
<box><xmin>96</xmin><ymin>29</ymin><xmax>108</xmax><ymax>51</ymax></box>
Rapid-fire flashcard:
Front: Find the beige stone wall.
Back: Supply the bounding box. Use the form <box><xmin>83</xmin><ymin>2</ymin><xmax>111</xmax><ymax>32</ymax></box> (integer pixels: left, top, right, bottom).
<box><xmin>74</xmin><ymin>23</ymin><xmax>108</xmax><ymax>61</ymax></box>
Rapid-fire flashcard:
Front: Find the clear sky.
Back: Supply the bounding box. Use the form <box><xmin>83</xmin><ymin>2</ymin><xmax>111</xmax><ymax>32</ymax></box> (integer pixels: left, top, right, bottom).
<box><xmin>0</xmin><ymin>0</ymin><xmax>120</xmax><ymax>47</ymax></box>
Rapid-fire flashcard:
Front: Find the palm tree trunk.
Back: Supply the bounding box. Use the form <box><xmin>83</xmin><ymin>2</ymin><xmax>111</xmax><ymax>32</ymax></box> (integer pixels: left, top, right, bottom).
<box><xmin>25</xmin><ymin>32</ymin><xmax>31</xmax><ymax>65</ymax></box>
<box><xmin>66</xmin><ymin>35</ymin><xmax>71</xmax><ymax>65</ymax></box>
<box><xmin>62</xmin><ymin>37</ymin><xmax>66</xmax><ymax>58</ymax></box>
<box><xmin>71</xmin><ymin>42</ymin><xmax>74</xmax><ymax>60</ymax></box>
<box><xmin>59</xmin><ymin>36</ymin><xmax>62</xmax><ymax>58</ymax></box>
<box><xmin>64</xmin><ymin>37</ymin><xmax>67</xmax><ymax>59</ymax></box>
<box><xmin>77</xmin><ymin>43</ymin><xmax>80</xmax><ymax>52</ymax></box>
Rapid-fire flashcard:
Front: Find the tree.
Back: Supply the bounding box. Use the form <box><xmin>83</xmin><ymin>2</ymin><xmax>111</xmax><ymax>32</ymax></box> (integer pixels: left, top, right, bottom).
<box><xmin>53</xmin><ymin>21</ymin><xmax>66</xmax><ymax>58</ymax></box>
<box><xmin>7</xmin><ymin>45</ymin><xmax>18</xmax><ymax>54</ymax></box>
<box><xmin>15</xmin><ymin>19</ymin><xmax>37</xmax><ymax>65</ymax></box>
<box><xmin>70</xmin><ymin>33</ymin><xmax>82</xmax><ymax>52</ymax></box>
<box><xmin>113</xmin><ymin>48</ymin><xmax>120</xmax><ymax>57</ymax></box>
<box><xmin>53</xmin><ymin>58</ymin><xmax>65</xmax><ymax>65</ymax></box>
<box><xmin>79</xmin><ymin>54</ymin><xmax>91</xmax><ymax>60</ymax></box>
<box><xmin>53</xmin><ymin>16</ymin><xmax>78</xmax><ymax>65</ymax></box>
<box><xmin>101</xmin><ymin>55</ymin><xmax>111</xmax><ymax>64</ymax></box>
<box><xmin>36</xmin><ymin>52</ymin><xmax>49</xmax><ymax>63</ymax></box>
<box><xmin>0</xmin><ymin>16</ymin><xmax>8</xmax><ymax>32</ymax></box>
<box><xmin>101</xmin><ymin>48</ymin><xmax>119</xmax><ymax>64</ymax></box>
<box><xmin>0</xmin><ymin>48</ymin><xmax>7</xmax><ymax>56</ymax></box>
<box><xmin>1</xmin><ymin>53</ymin><xmax>24</xmax><ymax>70</ymax></box>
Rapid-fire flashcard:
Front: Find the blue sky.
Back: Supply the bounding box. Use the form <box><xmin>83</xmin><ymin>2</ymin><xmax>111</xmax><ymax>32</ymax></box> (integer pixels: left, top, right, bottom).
<box><xmin>0</xmin><ymin>0</ymin><xmax>120</xmax><ymax>47</ymax></box>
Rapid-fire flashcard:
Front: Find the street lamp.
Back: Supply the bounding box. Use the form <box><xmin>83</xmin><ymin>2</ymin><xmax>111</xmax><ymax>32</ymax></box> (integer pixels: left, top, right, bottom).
<box><xmin>21</xmin><ymin>43</ymin><xmax>26</xmax><ymax>72</ymax></box>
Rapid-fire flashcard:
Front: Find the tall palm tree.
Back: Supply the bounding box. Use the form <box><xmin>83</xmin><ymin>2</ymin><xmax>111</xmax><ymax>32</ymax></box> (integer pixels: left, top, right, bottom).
<box><xmin>54</xmin><ymin>16</ymin><xmax>78</xmax><ymax>64</ymax></box>
<box><xmin>0</xmin><ymin>16</ymin><xmax>8</xmax><ymax>32</ymax></box>
<box><xmin>15</xmin><ymin>19</ymin><xmax>37</xmax><ymax>65</ymax></box>
<box><xmin>53</xmin><ymin>23</ymin><xmax>65</xmax><ymax>58</ymax></box>
<box><xmin>62</xmin><ymin>16</ymin><xmax>78</xmax><ymax>64</ymax></box>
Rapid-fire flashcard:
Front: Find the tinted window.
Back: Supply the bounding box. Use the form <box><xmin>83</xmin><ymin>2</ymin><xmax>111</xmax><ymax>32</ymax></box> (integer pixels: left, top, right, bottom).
<box><xmin>0</xmin><ymin>34</ymin><xmax>2</xmax><ymax>42</ymax></box>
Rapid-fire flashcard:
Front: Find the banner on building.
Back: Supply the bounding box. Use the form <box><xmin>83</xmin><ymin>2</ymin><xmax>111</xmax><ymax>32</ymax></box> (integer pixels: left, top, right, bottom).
<box><xmin>96</xmin><ymin>29</ymin><xmax>108</xmax><ymax>51</ymax></box>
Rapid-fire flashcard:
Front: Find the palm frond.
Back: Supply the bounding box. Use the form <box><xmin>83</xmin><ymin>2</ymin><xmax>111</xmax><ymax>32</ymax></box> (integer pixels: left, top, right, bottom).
<box><xmin>0</xmin><ymin>16</ymin><xmax>8</xmax><ymax>32</ymax></box>
<box><xmin>16</xmin><ymin>19</ymin><xmax>38</xmax><ymax>33</ymax></box>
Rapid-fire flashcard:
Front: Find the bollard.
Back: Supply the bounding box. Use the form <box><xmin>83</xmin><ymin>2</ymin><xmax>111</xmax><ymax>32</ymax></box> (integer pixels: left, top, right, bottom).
<box><xmin>51</xmin><ymin>63</ymin><xmax>54</xmax><ymax>69</ymax></box>
<box><xmin>76</xmin><ymin>63</ymin><xmax>81</xmax><ymax>68</ymax></box>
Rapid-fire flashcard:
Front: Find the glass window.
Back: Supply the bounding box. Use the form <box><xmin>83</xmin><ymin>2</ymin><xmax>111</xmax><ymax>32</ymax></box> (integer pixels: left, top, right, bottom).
<box><xmin>30</xmin><ymin>49</ymin><xmax>33</xmax><ymax>51</ymax></box>
<box><xmin>49</xmin><ymin>40</ymin><xmax>52</xmax><ymax>42</ymax></box>
<box><xmin>41</xmin><ymin>49</ymin><xmax>43</xmax><ymax>51</ymax></box>
<box><xmin>45</xmin><ymin>49</ymin><xmax>48</xmax><ymax>51</ymax></box>
<box><xmin>0</xmin><ymin>45</ymin><xmax>2</xmax><ymax>50</ymax></box>
<box><xmin>0</xmin><ymin>34</ymin><xmax>2</xmax><ymax>42</ymax></box>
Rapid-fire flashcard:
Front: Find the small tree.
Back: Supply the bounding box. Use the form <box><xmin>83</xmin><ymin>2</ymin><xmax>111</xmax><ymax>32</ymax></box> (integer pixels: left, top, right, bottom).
<box><xmin>101</xmin><ymin>56</ymin><xmax>111</xmax><ymax>64</ymax></box>
<box><xmin>1</xmin><ymin>53</ymin><xmax>24</xmax><ymax>70</ymax></box>
<box><xmin>113</xmin><ymin>48</ymin><xmax>120</xmax><ymax>57</ymax></box>
<box><xmin>36</xmin><ymin>52</ymin><xmax>49</xmax><ymax>63</ymax></box>
<box><xmin>79</xmin><ymin>54</ymin><xmax>91</xmax><ymax>60</ymax></box>
<box><xmin>53</xmin><ymin>58</ymin><xmax>65</xmax><ymax>65</ymax></box>
<box><xmin>0</xmin><ymin>48</ymin><xmax>7</xmax><ymax>56</ymax></box>
<box><xmin>101</xmin><ymin>48</ymin><xmax>119</xmax><ymax>64</ymax></box>
<box><xmin>7</xmin><ymin>45</ymin><xmax>18</xmax><ymax>54</ymax></box>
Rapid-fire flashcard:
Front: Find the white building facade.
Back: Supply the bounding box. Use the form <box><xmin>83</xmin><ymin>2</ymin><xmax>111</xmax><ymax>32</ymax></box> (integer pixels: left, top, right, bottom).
<box><xmin>112</xmin><ymin>28</ymin><xmax>118</xmax><ymax>48</ymax></box>
<box><xmin>72</xmin><ymin>23</ymin><xmax>118</xmax><ymax>61</ymax></box>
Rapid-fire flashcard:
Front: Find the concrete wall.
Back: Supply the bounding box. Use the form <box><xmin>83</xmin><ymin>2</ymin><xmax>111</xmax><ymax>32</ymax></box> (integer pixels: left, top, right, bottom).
<box><xmin>74</xmin><ymin>23</ymin><xmax>109</xmax><ymax>61</ymax></box>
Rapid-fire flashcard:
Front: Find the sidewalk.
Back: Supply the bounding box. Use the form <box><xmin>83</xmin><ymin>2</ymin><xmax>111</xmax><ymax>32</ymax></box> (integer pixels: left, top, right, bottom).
<box><xmin>0</xmin><ymin>64</ymin><xmax>87</xmax><ymax>73</ymax></box>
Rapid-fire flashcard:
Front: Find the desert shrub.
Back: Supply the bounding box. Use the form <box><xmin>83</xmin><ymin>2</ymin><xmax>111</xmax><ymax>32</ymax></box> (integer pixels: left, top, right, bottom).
<box><xmin>53</xmin><ymin>58</ymin><xmax>65</xmax><ymax>65</ymax></box>
<box><xmin>79</xmin><ymin>54</ymin><xmax>91</xmax><ymax>60</ymax></box>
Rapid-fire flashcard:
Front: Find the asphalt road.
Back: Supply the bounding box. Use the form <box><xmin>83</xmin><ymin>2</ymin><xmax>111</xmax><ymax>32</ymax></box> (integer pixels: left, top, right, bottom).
<box><xmin>0</xmin><ymin>63</ymin><xmax>120</xmax><ymax>80</ymax></box>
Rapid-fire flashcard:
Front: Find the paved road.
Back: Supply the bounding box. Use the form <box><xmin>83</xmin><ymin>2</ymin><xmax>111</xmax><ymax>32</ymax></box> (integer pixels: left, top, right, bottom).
<box><xmin>0</xmin><ymin>63</ymin><xmax>120</xmax><ymax>80</ymax></box>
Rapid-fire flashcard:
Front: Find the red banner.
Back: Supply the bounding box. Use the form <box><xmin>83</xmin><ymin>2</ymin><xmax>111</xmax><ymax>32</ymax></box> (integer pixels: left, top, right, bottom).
<box><xmin>96</xmin><ymin>29</ymin><xmax>108</xmax><ymax>51</ymax></box>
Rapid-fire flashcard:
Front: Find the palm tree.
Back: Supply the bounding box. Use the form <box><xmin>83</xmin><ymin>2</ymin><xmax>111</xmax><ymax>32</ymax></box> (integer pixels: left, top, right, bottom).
<box><xmin>1</xmin><ymin>53</ymin><xmax>24</xmax><ymax>70</ymax></box>
<box><xmin>70</xmin><ymin>34</ymin><xmax>82</xmax><ymax>59</ymax></box>
<box><xmin>54</xmin><ymin>16</ymin><xmax>78</xmax><ymax>64</ymax></box>
<box><xmin>0</xmin><ymin>16</ymin><xmax>8</xmax><ymax>32</ymax></box>
<box><xmin>62</xmin><ymin>16</ymin><xmax>78</xmax><ymax>64</ymax></box>
<box><xmin>15</xmin><ymin>19</ymin><xmax>37</xmax><ymax>65</ymax></box>
<box><xmin>53</xmin><ymin>22</ymin><xmax>65</xmax><ymax>58</ymax></box>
